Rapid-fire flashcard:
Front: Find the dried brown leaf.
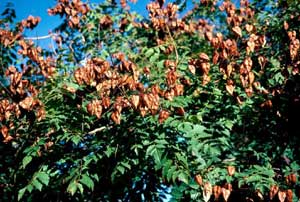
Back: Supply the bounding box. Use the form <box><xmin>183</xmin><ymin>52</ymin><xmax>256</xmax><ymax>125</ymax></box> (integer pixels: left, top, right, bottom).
<box><xmin>232</xmin><ymin>26</ymin><xmax>242</xmax><ymax>37</ymax></box>
<box><xmin>131</xmin><ymin>95</ymin><xmax>140</xmax><ymax>109</ymax></box>
<box><xmin>158</xmin><ymin>110</ymin><xmax>169</xmax><ymax>124</ymax></box>
<box><xmin>278</xmin><ymin>190</ymin><xmax>286</xmax><ymax>202</ymax></box>
<box><xmin>226</xmin><ymin>82</ymin><xmax>235</xmax><ymax>96</ymax></box>
<box><xmin>199</xmin><ymin>53</ymin><xmax>210</xmax><ymax>61</ymax></box>
<box><xmin>222</xmin><ymin>188</ymin><xmax>231</xmax><ymax>201</ymax></box>
<box><xmin>111</xmin><ymin>111</ymin><xmax>121</xmax><ymax>124</ymax></box>
<box><xmin>195</xmin><ymin>174</ymin><xmax>203</xmax><ymax>186</ymax></box>
<box><xmin>269</xmin><ymin>185</ymin><xmax>279</xmax><ymax>200</ymax></box>
<box><xmin>203</xmin><ymin>182</ymin><xmax>212</xmax><ymax>202</ymax></box>
<box><xmin>19</xmin><ymin>97</ymin><xmax>34</xmax><ymax>110</ymax></box>
<box><xmin>227</xmin><ymin>165</ymin><xmax>235</xmax><ymax>176</ymax></box>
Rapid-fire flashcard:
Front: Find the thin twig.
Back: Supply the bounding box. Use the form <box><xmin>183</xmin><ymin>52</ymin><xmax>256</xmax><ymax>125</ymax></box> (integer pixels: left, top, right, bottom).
<box><xmin>50</xmin><ymin>36</ymin><xmax>58</xmax><ymax>56</ymax></box>
<box><xmin>24</xmin><ymin>33</ymin><xmax>58</xmax><ymax>40</ymax></box>
<box><xmin>87</xmin><ymin>126</ymin><xmax>106</xmax><ymax>135</ymax></box>
<box><xmin>0</xmin><ymin>44</ymin><xmax>14</xmax><ymax>99</ymax></box>
<box><xmin>0</xmin><ymin>79</ymin><xmax>13</xmax><ymax>98</ymax></box>
<box><xmin>166</xmin><ymin>26</ymin><xmax>179</xmax><ymax>66</ymax></box>
<box><xmin>24</xmin><ymin>33</ymin><xmax>59</xmax><ymax>55</ymax></box>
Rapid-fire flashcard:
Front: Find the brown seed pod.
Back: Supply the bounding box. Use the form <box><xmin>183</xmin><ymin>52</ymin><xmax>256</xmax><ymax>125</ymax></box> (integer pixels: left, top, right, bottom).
<box><xmin>270</xmin><ymin>185</ymin><xmax>279</xmax><ymax>200</ymax></box>
<box><xmin>213</xmin><ymin>185</ymin><xmax>222</xmax><ymax>200</ymax></box>
<box><xmin>195</xmin><ymin>174</ymin><xmax>203</xmax><ymax>186</ymax></box>
<box><xmin>158</xmin><ymin>110</ymin><xmax>169</xmax><ymax>124</ymax></box>
<box><xmin>176</xmin><ymin>107</ymin><xmax>185</xmax><ymax>116</ymax></box>
<box><xmin>278</xmin><ymin>190</ymin><xmax>286</xmax><ymax>202</ymax></box>
<box><xmin>286</xmin><ymin>173</ymin><xmax>297</xmax><ymax>185</ymax></box>
<box><xmin>227</xmin><ymin>165</ymin><xmax>235</xmax><ymax>176</ymax></box>
<box><xmin>286</xmin><ymin>189</ymin><xmax>293</xmax><ymax>202</ymax></box>
<box><xmin>222</xmin><ymin>187</ymin><xmax>231</xmax><ymax>202</ymax></box>
<box><xmin>203</xmin><ymin>182</ymin><xmax>212</xmax><ymax>202</ymax></box>
<box><xmin>199</xmin><ymin>53</ymin><xmax>210</xmax><ymax>61</ymax></box>
<box><xmin>111</xmin><ymin>110</ymin><xmax>121</xmax><ymax>124</ymax></box>
<box><xmin>232</xmin><ymin>26</ymin><xmax>242</xmax><ymax>37</ymax></box>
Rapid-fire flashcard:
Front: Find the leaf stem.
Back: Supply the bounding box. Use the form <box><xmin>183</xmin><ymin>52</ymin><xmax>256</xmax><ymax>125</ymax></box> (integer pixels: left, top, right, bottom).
<box><xmin>166</xmin><ymin>26</ymin><xmax>179</xmax><ymax>66</ymax></box>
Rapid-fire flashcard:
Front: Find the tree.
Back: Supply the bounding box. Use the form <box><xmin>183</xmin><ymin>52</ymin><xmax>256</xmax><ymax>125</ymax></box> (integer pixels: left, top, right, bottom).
<box><xmin>0</xmin><ymin>0</ymin><xmax>299</xmax><ymax>201</ymax></box>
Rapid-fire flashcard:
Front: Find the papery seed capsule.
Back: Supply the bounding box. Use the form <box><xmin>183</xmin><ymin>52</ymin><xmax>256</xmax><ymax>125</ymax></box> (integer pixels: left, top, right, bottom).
<box><xmin>227</xmin><ymin>165</ymin><xmax>235</xmax><ymax>176</ymax></box>
<box><xmin>195</xmin><ymin>174</ymin><xmax>203</xmax><ymax>186</ymax></box>
<box><xmin>286</xmin><ymin>189</ymin><xmax>293</xmax><ymax>202</ymax></box>
<box><xmin>278</xmin><ymin>190</ymin><xmax>286</xmax><ymax>202</ymax></box>
<box><xmin>270</xmin><ymin>185</ymin><xmax>279</xmax><ymax>200</ymax></box>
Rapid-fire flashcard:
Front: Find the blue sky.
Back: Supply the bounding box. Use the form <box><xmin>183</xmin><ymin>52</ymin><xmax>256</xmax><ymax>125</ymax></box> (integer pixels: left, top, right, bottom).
<box><xmin>0</xmin><ymin>0</ymin><xmax>150</xmax><ymax>48</ymax></box>
<box><xmin>0</xmin><ymin>0</ymin><xmax>149</xmax><ymax>35</ymax></box>
<box><xmin>0</xmin><ymin>0</ymin><xmax>61</xmax><ymax>36</ymax></box>
<box><xmin>0</xmin><ymin>0</ymin><xmax>193</xmax><ymax>49</ymax></box>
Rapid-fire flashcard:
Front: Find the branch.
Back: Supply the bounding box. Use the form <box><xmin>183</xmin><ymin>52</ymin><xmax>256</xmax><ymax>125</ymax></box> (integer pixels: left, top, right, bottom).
<box><xmin>87</xmin><ymin>126</ymin><xmax>106</xmax><ymax>135</ymax></box>
<box><xmin>24</xmin><ymin>33</ymin><xmax>58</xmax><ymax>56</ymax></box>
<box><xmin>24</xmin><ymin>33</ymin><xmax>58</xmax><ymax>40</ymax></box>
<box><xmin>0</xmin><ymin>79</ymin><xmax>13</xmax><ymax>99</ymax></box>
<box><xmin>166</xmin><ymin>26</ymin><xmax>179</xmax><ymax>66</ymax></box>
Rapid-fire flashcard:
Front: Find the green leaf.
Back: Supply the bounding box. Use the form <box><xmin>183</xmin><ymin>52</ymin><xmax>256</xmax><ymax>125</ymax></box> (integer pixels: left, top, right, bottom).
<box><xmin>26</xmin><ymin>184</ymin><xmax>33</xmax><ymax>193</ymax></box>
<box><xmin>67</xmin><ymin>181</ymin><xmax>78</xmax><ymax>196</ymax></box>
<box><xmin>162</xmin><ymin>160</ymin><xmax>172</xmax><ymax>178</ymax></box>
<box><xmin>92</xmin><ymin>173</ymin><xmax>99</xmax><ymax>182</ymax></box>
<box><xmin>71</xmin><ymin>135</ymin><xmax>81</xmax><ymax>145</ymax></box>
<box><xmin>117</xmin><ymin>165</ymin><xmax>125</xmax><ymax>174</ymax></box>
<box><xmin>223</xmin><ymin>129</ymin><xmax>230</xmax><ymax>137</ymax></box>
<box><xmin>149</xmin><ymin>53</ymin><xmax>159</xmax><ymax>63</ymax></box>
<box><xmin>36</xmin><ymin>172</ymin><xmax>50</xmax><ymax>186</ymax></box>
<box><xmin>153</xmin><ymin>149</ymin><xmax>162</xmax><ymax>170</ymax></box>
<box><xmin>176</xmin><ymin>153</ymin><xmax>188</xmax><ymax>169</ymax></box>
<box><xmin>270</xmin><ymin>57</ymin><xmax>280</xmax><ymax>70</ymax></box>
<box><xmin>121</xmin><ymin>162</ymin><xmax>131</xmax><ymax>170</ymax></box>
<box><xmin>178</xmin><ymin>64</ymin><xmax>188</xmax><ymax>70</ymax></box>
<box><xmin>144</xmin><ymin>48</ymin><xmax>154</xmax><ymax>58</ymax></box>
<box><xmin>167</xmin><ymin>166</ymin><xmax>177</xmax><ymax>182</ymax></box>
<box><xmin>146</xmin><ymin>145</ymin><xmax>156</xmax><ymax>157</ymax></box>
<box><xmin>104</xmin><ymin>147</ymin><xmax>114</xmax><ymax>157</ymax></box>
<box><xmin>154</xmin><ymin>139</ymin><xmax>168</xmax><ymax>145</ymax></box>
<box><xmin>246</xmin><ymin>175</ymin><xmax>261</xmax><ymax>183</ymax></box>
<box><xmin>22</xmin><ymin>156</ymin><xmax>32</xmax><ymax>169</ymax></box>
<box><xmin>101</xmin><ymin>49</ymin><xmax>110</xmax><ymax>58</ymax></box>
<box><xmin>178</xmin><ymin>172</ymin><xmax>189</xmax><ymax>184</ymax></box>
<box><xmin>18</xmin><ymin>187</ymin><xmax>26</xmax><ymax>201</ymax></box>
<box><xmin>77</xmin><ymin>183</ymin><xmax>84</xmax><ymax>194</ymax></box>
<box><xmin>80</xmin><ymin>174</ymin><xmax>94</xmax><ymax>190</ymax></box>
<box><xmin>32</xmin><ymin>179</ymin><xmax>43</xmax><ymax>191</ymax></box>
<box><xmin>224</xmin><ymin>120</ymin><xmax>234</xmax><ymax>130</ymax></box>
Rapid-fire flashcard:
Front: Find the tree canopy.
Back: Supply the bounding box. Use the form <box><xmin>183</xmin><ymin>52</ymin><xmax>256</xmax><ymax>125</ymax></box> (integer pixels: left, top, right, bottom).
<box><xmin>0</xmin><ymin>0</ymin><xmax>300</xmax><ymax>201</ymax></box>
